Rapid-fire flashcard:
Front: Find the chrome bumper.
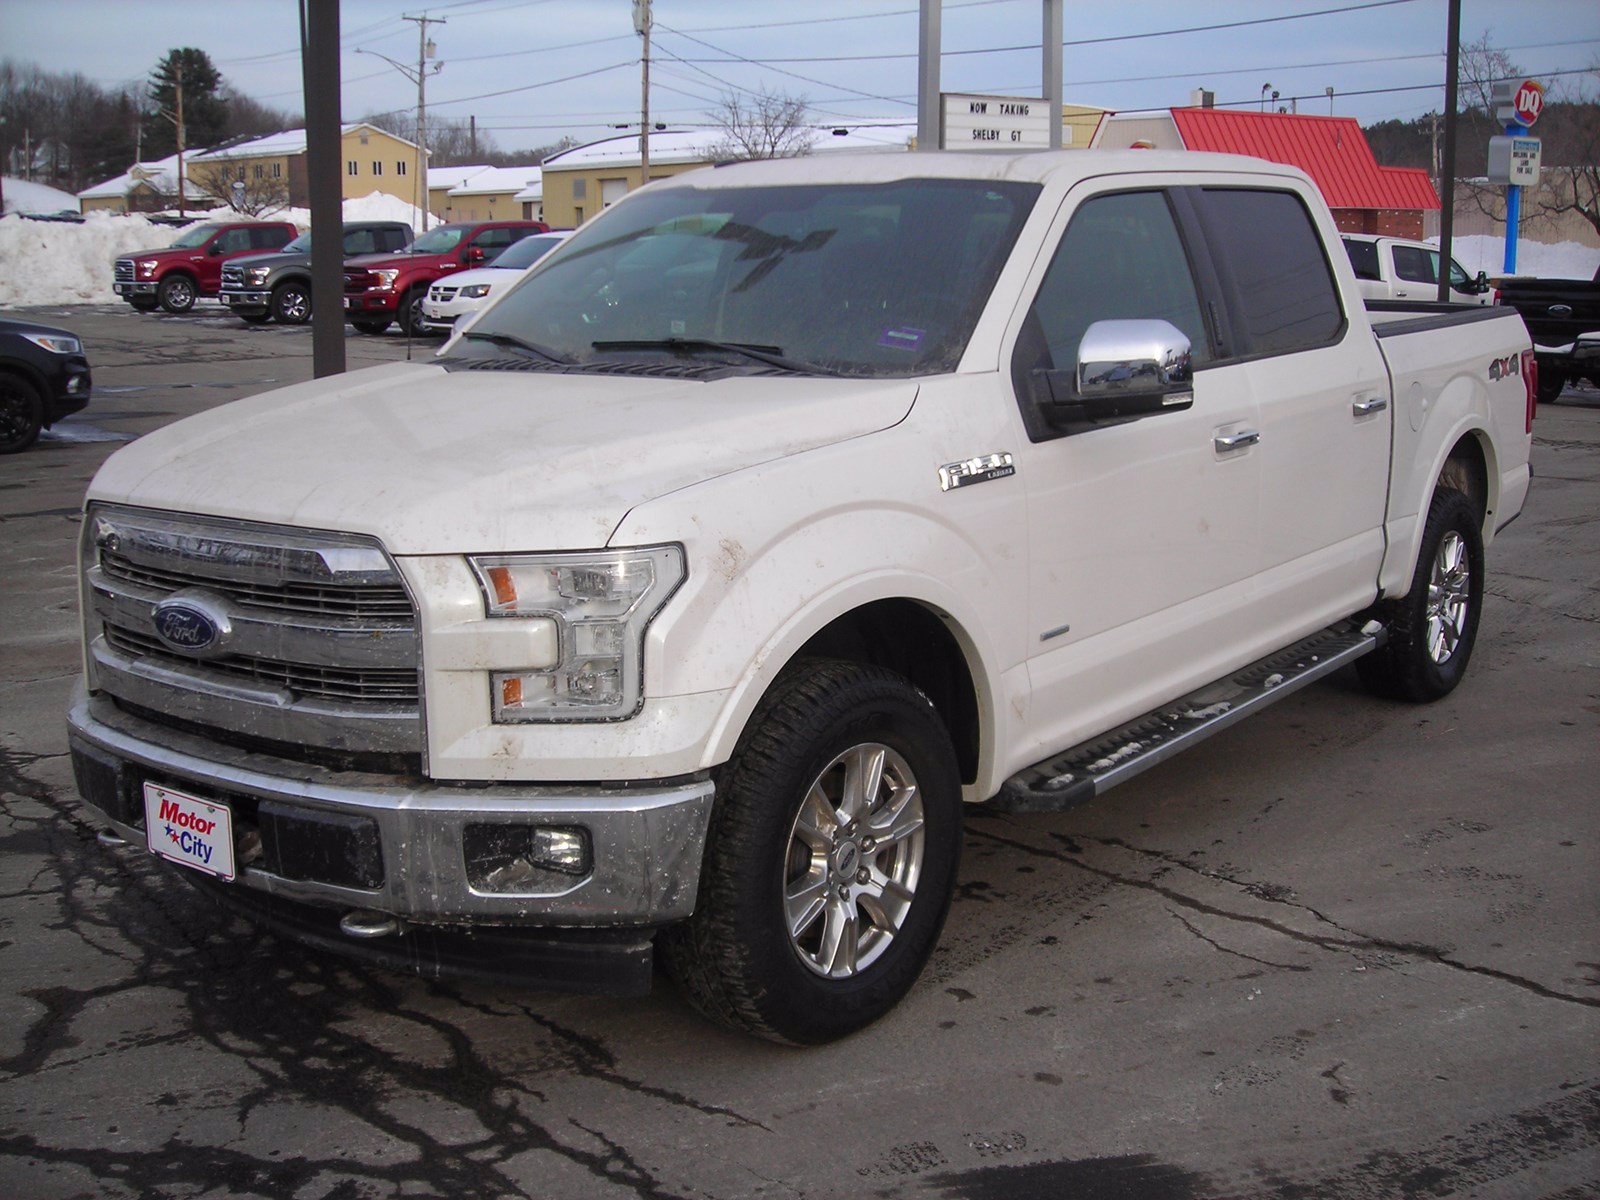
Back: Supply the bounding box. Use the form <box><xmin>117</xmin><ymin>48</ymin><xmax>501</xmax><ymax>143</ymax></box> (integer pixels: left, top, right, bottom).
<box><xmin>67</xmin><ymin>685</ymin><xmax>714</xmax><ymax>928</ymax></box>
<box><xmin>222</xmin><ymin>290</ymin><xmax>271</xmax><ymax>306</ymax></box>
<box><xmin>114</xmin><ymin>282</ymin><xmax>158</xmax><ymax>297</ymax></box>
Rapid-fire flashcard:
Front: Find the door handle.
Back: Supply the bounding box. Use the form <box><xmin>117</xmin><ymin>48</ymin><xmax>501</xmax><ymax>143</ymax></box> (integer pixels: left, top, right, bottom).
<box><xmin>1352</xmin><ymin>395</ymin><xmax>1389</xmax><ymax>415</ymax></box>
<box><xmin>1213</xmin><ymin>430</ymin><xmax>1260</xmax><ymax>452</ymax></box>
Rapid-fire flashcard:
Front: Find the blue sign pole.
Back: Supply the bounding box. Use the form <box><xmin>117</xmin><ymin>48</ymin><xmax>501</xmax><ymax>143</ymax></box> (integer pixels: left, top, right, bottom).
<box><xmin>1503</xmin><ymin>118</ymin><xmax>1528</xmax><ymax>274</ymax></box>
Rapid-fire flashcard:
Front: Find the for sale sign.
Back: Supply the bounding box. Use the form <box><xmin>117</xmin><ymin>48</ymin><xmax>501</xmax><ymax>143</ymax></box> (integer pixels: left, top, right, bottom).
<box><xmin>1488</xmin><ymin>135</ymin><xmax>1542</xmax><ymax>186</ymax></box>
<box><xmin>941</xmin><ymin>94</ymin><xmax>1055</xmax><ymax>150</ymax></box>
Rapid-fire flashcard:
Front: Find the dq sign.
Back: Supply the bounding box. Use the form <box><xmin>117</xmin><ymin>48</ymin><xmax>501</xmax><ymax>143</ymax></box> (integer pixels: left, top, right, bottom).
<box><xmin>1493</xmin><ymin>79</ymin><xmax>1545</xmax><ymax>128</ymax></box>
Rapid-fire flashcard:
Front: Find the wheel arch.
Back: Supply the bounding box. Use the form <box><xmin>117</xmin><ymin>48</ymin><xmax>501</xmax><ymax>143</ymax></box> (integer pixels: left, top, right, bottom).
<box><xmin>1381</xmin><ymin>417</ymin><xmax>1501</xmax><ymax>600</ymax></box>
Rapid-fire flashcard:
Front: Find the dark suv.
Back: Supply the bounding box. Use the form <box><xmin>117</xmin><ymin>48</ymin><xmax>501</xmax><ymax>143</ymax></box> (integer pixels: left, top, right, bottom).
<box><xmin>0</xmin><ymin>317</ymin><xmax>92</xmax><ymax>453</ymax></box>
<box><xmin>221</xmin><ymin>221</ymin><xmax>415</xmax><ymax>325</ymax></box>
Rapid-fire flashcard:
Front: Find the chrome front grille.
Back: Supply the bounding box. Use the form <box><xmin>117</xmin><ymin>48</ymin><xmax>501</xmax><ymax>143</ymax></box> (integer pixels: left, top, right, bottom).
<box><xmin>114</xmin><ymin>259</ymin><xmax>134</xmax><ymax>282</ymax></box>
<box><xmin>221</xmin><ymin>264</ymin><xmax>244</xmax><ymax>287</ymax></box>
<box><xmin>430</xmin><ymin>286</ymin><xmax>456</xmax><ymax>302</ymax></box>
<box><xmin>83</xmin><ymin>506</ymin><xmax>422</xmax><ymax>759</ymax></box>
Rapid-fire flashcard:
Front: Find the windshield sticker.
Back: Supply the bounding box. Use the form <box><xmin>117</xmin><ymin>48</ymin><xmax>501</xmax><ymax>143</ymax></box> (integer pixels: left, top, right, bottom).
<box><xmin>878</xmin><ymin>327</ymin><xmax>926</xmax><ymax>351</ymax></box>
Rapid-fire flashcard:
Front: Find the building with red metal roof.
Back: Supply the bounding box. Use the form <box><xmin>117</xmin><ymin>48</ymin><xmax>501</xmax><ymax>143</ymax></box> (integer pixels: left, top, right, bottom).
<box><xmin>1093</xmin><ymin>107</ymin><xmax>1438</xmax><ymax>239</ymax></box>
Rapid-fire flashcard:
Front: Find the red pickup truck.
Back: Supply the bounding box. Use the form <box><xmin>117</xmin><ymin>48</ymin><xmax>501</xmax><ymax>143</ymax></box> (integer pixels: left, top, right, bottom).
<box><xmin>113</xmin><ymin>221</ymin><xmax>299</xmax><ymax>314</ymax></box>
<box><xmin>343</xmin><ymin>220</ymin><xmax>549</xmax><ymax>336</ymax></box>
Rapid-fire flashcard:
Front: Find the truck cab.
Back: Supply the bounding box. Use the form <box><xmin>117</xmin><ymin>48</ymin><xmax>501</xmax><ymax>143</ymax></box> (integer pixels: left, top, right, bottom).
<box><xmin>1340</xmin><ymin>233</ymin><xmax>1493</xmax><ymax>306</ymax></box>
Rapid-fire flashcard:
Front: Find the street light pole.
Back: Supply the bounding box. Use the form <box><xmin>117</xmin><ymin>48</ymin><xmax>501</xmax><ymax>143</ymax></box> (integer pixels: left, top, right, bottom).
<box><xmin>361</xmin><ymin>16</ymin><xmax>444</xmax><ymax>230</ymax></box>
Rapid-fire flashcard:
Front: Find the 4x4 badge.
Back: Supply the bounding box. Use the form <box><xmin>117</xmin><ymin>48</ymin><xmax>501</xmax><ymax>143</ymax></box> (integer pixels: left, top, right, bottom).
<box><xmin>939</xmin><ymin>451</ymin><xmax>1015</xmax><ymax>492</ymax></box>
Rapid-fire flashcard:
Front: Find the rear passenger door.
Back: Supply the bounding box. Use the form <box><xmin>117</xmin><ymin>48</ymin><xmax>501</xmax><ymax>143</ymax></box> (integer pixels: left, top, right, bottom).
<box><xmin>1183</xmin><ymin>186</ymin><xmax>1389</xmax><ymax>637</ymax></box>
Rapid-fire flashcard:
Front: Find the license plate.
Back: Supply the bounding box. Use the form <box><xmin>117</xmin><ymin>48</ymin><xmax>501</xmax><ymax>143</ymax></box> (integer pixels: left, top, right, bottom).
<box><xmin>144</xmin><ymin>782</ymin><xmax>236</xmax><ymax>882</ymax></box>
<box><xmin>114</xmin><ymin>284</ymin><xmax>127</xmax><ymax>295</ymax></box>
<box><xmin>343</xmin><ymin>297</ymin><xmax>353</xmax><ymax>309</ymax></box>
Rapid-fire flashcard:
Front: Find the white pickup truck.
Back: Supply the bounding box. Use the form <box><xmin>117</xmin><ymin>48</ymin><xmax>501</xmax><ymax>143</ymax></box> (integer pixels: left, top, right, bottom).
<box><xmin>70</xmin><ymin>151</ymin><xmax>1536</xmax><ymax>1043</ymax></box>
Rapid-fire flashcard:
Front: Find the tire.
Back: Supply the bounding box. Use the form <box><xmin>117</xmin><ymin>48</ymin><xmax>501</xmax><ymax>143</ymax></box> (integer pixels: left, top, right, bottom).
<box><xmin>1536</xmin><ymin>367</ymin><xmax>1566</xmax><ymax>405</ymax></box>
<box><xmin>270</xmin><ymin>280</ymin><xmax>312</xmax><ymax>324</ymax></box>
<box><xmin>349</xmin><ymin>316</ymin><xmax>391</xmax><ymax>336</ymax></box>
<box><xmin>396</xmin><ymin>288</ymin><xmax>427</xmax><ymax>337</ymax></box>
<box><xmin>237</xmin><ymin>311</ymin><xmax>271</xmax><ymax>326</ymax></box>
<box><xmin>1357</xmin><ymin>489</ymin><xmax>1484</xmax><ymax>703</ymax></box>
<box><xmin>661</xmin><ymin>660</ymin><xmax>962</xmax><ymax>1044</ymax></box>
<box><xmin>157</xmin><ymin>273</ymin><xmax>197</xmax><ymax>313</ymax></box>
<box><xmin>129</xmin><ymin>297</ymin><xmax>158</xmax><ymax>312</ymax></box>
<box><xmin>0</xmin><ymin>372</ymin><xmax>45</xmax><ymax>454</ymax></box>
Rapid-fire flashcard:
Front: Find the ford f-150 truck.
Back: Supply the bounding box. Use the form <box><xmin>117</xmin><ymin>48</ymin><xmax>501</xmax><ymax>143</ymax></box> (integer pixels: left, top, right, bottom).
<box><xmin>113</xmin><ymin>221</ymin><xmax>299</xmax><ymax>313</ymax></box>
<box><xmin>221</xmin><ymin>221</ymin><xmax>415</xmax><ymax>325</ymax></box>
<box><xmin>342</xmin><ymin>220</ymin><xmax>548</xmax><ymax>336</ymax></box>
<box><xmin>69</xmin><ymin>152</ymin><xmax>1535</xmax><ymax>1044</ymax></box>
<box><xmin>1495</xmin><ymin>265</ymin><xmax>1600</xmax><ymax>402</ymax></box>
<box><xmin>1340</xmin><ymin>233</ymin><xmax>1494</xmax><ymax>307</ymax></box>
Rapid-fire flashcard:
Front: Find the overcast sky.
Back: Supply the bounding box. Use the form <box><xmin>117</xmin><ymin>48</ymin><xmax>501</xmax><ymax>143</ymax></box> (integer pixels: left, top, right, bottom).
<box><xmin>6</xmin><ymin>0</ymin><xmax>1598</xmax><ymax>151</ymax></box>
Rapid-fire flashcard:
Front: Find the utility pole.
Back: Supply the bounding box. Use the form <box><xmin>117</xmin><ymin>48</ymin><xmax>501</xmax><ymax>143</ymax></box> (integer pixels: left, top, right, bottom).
<box><xmin>635</xmin><ymin>0</ymin><xmax>652</xmax><ymax>185</ymax></box>
<box><xmin>1437</xmin><ymin>0</ymin><xmax>1461</xmax><ymax>302</ymax></box>
<box><xmin>301</xmin><ymin>0</ymin><xmax>346</xmax><ymax>378</ymax></box>
<box><xmin>361</xmin><ymin>16</ymin><xmax>444</xmax><ymax>229</ymax></box>
<box><xmin>174</xmin><ymin>61</ymin><xmax>187</xmax><ymax>217</ymax></box>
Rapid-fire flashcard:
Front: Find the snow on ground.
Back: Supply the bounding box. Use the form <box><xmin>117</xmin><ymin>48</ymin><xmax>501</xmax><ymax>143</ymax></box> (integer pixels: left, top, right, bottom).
<box><xmin>1436</xmin><ymin>234</ymin><xmax>1600</xmax><ymax>281</ymax></box>
<box><xmin>0</xmin><ymin>192</ymin><xmax>431</xmax><ymax>309</ymax></box>
<box><xmin>1</xmin><ymin>176</ymin><xmax>79</xmax><ymax>215</ymax></box>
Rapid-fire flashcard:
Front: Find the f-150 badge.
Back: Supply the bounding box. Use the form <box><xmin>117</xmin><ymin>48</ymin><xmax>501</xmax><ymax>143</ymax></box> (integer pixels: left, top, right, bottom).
<box><xmin>939</xmin><ymin>451</ymin><xmax>1015</xmax><ymax>492</ymax></box>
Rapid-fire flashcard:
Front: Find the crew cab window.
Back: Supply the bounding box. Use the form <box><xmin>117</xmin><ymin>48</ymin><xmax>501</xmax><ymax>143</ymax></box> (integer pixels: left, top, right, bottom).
<box><xmin>213</xmin><ymin>227</ymin><xmax>253</xmax><ymax>254</ymax></box>
<box><xmin>343</xmin><ymin>229</ymin><xmax>378</xmax><ymax>255</ymax></box>
<box><xmin>252</xmin><ymin>227</ymin><xmax>292</xmax><ymax>250</ymax></box>
<box><xmin>1028</xmin><ymin>190</ymin><xmax>1211</xmax><ymax>375</ymax></box>
<box><xmin>1392</xmin><ymin>244</ymin><xmax>1435</xmax><ymax>285</ymax></box>
<box><xmin>1342</xmin><ymin>237</ymin><xmax>1381</xmax><ymax>280</ymax></box>
<box><xmin>1192</xmin><ymin>188</ymin><xmax>1344</xmax><ymax>356</ymax></box>
<box><xmin>469</xmin><ymin>228</ymin><xmax>520</xmax><ymax>261</ymax></box>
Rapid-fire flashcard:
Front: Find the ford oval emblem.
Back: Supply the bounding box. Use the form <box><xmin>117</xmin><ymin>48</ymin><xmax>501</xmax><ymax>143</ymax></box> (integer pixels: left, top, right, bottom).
<box><xmin>150</xmin><ymin>590</ymin><xmax>234</xmax><ymax>657</ymax></box>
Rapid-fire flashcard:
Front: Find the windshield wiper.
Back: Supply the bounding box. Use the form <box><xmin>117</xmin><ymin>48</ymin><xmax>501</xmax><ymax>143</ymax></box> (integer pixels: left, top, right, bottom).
<box><xmin>590</xmin><ymin>337</ymin><xmax>833</xmax><ymax>375</ymax></box>
<box><xmin>464</xmin><ymin>330</ymin><xmax>573</xmax><ymax>364</ymax></box>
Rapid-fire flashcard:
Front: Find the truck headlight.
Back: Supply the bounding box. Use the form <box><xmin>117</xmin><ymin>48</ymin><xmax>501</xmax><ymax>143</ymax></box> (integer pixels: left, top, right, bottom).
<box><xmin>468</xmin><ymin>545</ymin><xmax>685</xmax><ymax>722</ymax></box>
<box><xmin>137</xmin><ymin>259</ymin><xmax>159</xmax><ymax>277</ymax></box>
<box><xmin>244</xmin><ymin>267</ymin><xmax>271</xmax><ymax>286</ymax></box>
<box><xmin>459</xmin><ymin>284</ymin><xmax>492</xmax><ymax>299</ymax></box>
<box><xmin>374</xmin><ymin>269</ymin><xmax>400</xmax><ymax>289</ymax></box>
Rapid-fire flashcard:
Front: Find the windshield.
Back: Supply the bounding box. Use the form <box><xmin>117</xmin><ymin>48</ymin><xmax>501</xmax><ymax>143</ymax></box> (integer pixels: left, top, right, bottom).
<box><xmin>491</xmin><ymin>233</ymin><xmax>565</xmax><ymax>271</ymax></box>
<box><xmin>410</xmin><ymin>225</ymin><xmax>467</xmax><ymax>254</ymax></box>
<box><xmin>464</xmin><ymin>179</ymin><xmax>1039</xmax><ymax>377</ymax></box>
<box><xmin>170</xmin><ymin>224</ymin><xmax>221</xmax><ymax>249</ymax></box>
<box><xmin>282</xmin><ymin>233</ymin><xmax>312</xmax><ymax>253</ymax></box>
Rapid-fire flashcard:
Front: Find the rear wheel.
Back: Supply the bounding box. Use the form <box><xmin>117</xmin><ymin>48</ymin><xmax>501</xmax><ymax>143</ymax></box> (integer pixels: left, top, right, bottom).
<box><xmin>271</xmin><ymin>281</ymin><xmax>312</xmax><ymax>324</ymax></box>
<box><xmin>0</xmin><ymin>372</ymin><xmax>44</xmax><ymax>454</ymax></box>
<box><xmin>157</xmin><ymin>273</ymin><xmax>197</xmax><ymax>313</ymax></box>
<box><xmin>349</xmin><ymin>316</ymin><xmax>391</xmax><ymax>336</ymax></box>
<box><xmin>1358</xmin><ymin>489</ymin><xmax>1483</xmax><ymax>702</ymax></box>
<box><xmin>662</xmin><ymin>660</ymin><xmax>962</xmax><ymax>1044</ymax></box>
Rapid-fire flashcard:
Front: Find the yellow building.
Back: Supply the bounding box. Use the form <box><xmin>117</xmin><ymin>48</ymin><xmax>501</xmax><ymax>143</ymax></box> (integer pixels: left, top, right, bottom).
<box><xmin>426</xmin><ymin>165</ymin><xmax>491</xmax><ymax>218</ymax></box>
<box><xmin>187</xmin><ymin>124</ymin><xmax>425</xmax><ymax>209</ymax></box>
<box><xmin>78</xmin><ymin>154</ymin><xmax>186</xmax><ymax>214</ymax></box>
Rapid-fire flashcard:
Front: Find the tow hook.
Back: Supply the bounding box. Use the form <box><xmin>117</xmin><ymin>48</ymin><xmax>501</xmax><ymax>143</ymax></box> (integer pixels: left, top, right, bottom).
<box><xmin>339</xmin><ymin>910</ymin><xmax>405</xmax><ymax>939</ymax></box>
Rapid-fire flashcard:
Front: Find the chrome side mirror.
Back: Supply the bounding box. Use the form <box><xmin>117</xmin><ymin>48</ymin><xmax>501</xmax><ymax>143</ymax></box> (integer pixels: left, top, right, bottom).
<box><xmin>1077</xmin><ymin>319</ymin><xmax>1193</xmax><ymax>405</ymax></box>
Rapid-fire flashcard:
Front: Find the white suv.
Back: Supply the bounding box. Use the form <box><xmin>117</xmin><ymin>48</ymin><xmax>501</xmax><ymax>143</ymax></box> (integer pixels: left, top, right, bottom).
<box><xmin>420</xmin><ymin>231</ymin><xmax>569</xmax><ymax>333</ymax></box>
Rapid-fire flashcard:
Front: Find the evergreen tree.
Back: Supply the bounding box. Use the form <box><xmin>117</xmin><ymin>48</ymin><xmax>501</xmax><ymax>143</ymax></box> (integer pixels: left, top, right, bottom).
<box><xmin>144</xmin><ymin>48</ymin><xmax>227</xmax><ymax>158</ymax></box>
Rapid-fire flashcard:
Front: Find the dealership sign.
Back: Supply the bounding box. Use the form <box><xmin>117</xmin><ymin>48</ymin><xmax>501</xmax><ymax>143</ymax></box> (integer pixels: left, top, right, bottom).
<box><xmin>1488</xmin><ymin>135</ymin><xmax>1542</xmax><ymax>186</ymax></box>
<box><xmin>941</xmin><ymin>93</ymin><xmax>1054</xmax><ymax>150</ymax></box>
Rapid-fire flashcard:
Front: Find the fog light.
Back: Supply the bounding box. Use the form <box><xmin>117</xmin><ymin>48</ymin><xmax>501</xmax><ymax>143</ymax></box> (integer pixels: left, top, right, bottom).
<box><xmin>463</xmin><ymin>824</ymin><xmax>592</xmax><ymax>893</ymax></box>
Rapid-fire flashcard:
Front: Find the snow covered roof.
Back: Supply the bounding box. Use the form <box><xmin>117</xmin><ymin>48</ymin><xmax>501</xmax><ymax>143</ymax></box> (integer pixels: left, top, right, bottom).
<box><xmin>2</xmin><ymin>176</ymin><xmax>81</xmax><ymax>214</ymax></box>
<box><xmin>541</xmin><ymin>125</ymin><xmax>917</xmax><ymax>171</ymax></box>
<box><xmin>77</xmin><ymin>154</ymin><xmax>184</xmax><ymax>200</ymax></box>
<box><xmin>427</xmin><ymin>165</ymin><xmax>492</xmax><ymax>191</ymax></box>
<box><xmin>190</xmin><ymin>123</ymin><xmax>419</xmax><ymax>161</ymax></box>
<box><xmin>447</xmin><ymin>165</ymin><xmax>541</xmax><ymax>197</ymax></box>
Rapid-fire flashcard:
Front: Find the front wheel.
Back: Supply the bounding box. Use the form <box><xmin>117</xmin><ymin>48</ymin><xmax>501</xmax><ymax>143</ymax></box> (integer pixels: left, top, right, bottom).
<box><xmin>157</xmin><ymin>273</ymin><xmax>197</xmax><ymax>313</ymax></box>
<box><xmin>396</xmin><ymin>288</ymin><xmax>427</xmax><ymax>337</ymax></box>
<box><xmin>1358</xmin><ymin>488</ymin><xmax>1484</xmax><ymax>702</ymax></box>
<box><xmin>662</xmin><ymin>660</ymin><xmax>962</xmax><ymax>1044</ymax></box>
<box><xmin>271</xmin><ymin>281</ymin><xmax>312</xmax><ymax>324</ymax></box>
<box><xmin>1537</xmin><ymin>366</ymin><xmax>1566</xmax><ymax>405</ymax></box>
<box><xmin>0</xmin><ymin>372</ymin><xmax>44</xmax><ymax>454</ymax></box>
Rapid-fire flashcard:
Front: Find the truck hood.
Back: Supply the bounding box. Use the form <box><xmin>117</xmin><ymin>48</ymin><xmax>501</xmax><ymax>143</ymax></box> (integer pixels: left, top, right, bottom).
<box><xmin>226</xmin><ymin>250</ymin><xmax>306</xmax><ymax>271</ymax></box>
<box><xmin>87</xmin><ymin>361</ymin><xmax>918</xmax><ymax>554</ymax></box>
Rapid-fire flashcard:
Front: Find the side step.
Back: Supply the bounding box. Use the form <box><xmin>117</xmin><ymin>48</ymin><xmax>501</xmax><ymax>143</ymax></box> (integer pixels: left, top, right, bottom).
<box><xmin>992</xmin><ymin>619</ymin><xmax>1385</xmax><ymax>813</ymax></box>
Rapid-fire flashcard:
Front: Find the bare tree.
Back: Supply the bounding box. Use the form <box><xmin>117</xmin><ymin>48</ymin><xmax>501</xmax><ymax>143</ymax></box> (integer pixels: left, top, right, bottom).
<box><xmin>189</xmin><ymin>157</ymin><xmax>289</xmax><ymax>216</ymax></box>
<box><xmin>708</xmin><ymin>87</ymin><xmax>815</xmax><ymax>162</ymax></box>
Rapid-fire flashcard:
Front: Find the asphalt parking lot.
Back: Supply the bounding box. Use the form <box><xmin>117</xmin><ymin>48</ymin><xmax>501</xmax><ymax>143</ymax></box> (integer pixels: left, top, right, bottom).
<box><xmin>1</xmin><ymin>302</ymin><xmax>1596</xmax><ymax>1200</ymax></box>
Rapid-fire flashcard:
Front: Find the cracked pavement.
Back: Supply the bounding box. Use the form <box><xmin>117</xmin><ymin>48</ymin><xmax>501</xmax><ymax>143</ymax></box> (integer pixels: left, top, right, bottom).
<box><xmin>1</xmin><ymin>307</ymin><xmax>1596</xmax><ymax>1199</ymax></box>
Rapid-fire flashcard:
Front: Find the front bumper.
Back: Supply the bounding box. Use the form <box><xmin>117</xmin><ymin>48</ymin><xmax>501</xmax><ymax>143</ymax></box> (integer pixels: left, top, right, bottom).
<box><xmin>344</xmin><ymin>291</ymin><xmax>398</xmax><ymax>315</ymax></box>
<box><xmin>47</xmin><ymin>361</ymin><xmax>91</xmax><ymax>422</ymax></box>
<box><xmin>422</xmin><ymin>297</ymin><xmax>481</xmax><ymax>332</ymax></box>
<box><xmin>222</xmin><ymin>289</ymin><xmax>271</xmax><ymax>313</ymax></box>
<box><xmin>113</xmin><ymin>281</ymin><xmax>158</xmax><ymax>297</ymax></box>
<box><xmin>68</xmin><ymin>685</ymin><xmax>715</xmax><ymax>932</ymax></box>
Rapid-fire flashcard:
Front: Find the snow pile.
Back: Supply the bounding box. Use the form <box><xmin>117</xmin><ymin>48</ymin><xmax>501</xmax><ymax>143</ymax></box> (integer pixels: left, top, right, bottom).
<box><xmin>1</xmin><ymin>176</ymin><xmax>79</xmax><ymax>215</ymax></box>
<box><xmin>1437</xmin><ymin>234</ymin><xmax>1600</xmax><ymax>281</ymax></box>
<box><xmin>0</xmin><ymin>192</ymin><xmax>433</xmax><ymax>309</ymax></box>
